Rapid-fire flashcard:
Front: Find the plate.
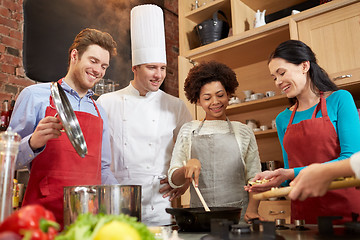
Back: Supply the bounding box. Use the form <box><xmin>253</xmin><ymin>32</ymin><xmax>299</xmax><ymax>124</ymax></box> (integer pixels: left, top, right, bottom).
<box><xmin>50</xmin><ymin>82</ymin><xmax>87</xmax><ymax>158</ymax></box>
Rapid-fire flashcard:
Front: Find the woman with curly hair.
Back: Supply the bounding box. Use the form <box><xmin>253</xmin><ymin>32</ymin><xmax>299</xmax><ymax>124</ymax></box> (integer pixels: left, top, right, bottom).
<box><xmin>168</xmin><ymin>61</ymin><xmax>263</xmax><ymax>222</ymax></box>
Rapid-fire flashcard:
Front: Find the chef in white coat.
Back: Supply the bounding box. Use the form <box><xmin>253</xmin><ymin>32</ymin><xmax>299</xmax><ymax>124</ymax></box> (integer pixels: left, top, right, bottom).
<box><xmin>97</xmin><ymin>4</ymin><xmax>192</xmax><ymax>226</ymax></box>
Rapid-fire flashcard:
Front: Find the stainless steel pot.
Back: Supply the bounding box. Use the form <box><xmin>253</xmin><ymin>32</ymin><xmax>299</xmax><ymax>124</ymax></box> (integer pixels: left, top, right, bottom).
<box><xmin>63</xmin><ymin>185</ymin><xmax>141</xmax><ymax>226</ymax></box>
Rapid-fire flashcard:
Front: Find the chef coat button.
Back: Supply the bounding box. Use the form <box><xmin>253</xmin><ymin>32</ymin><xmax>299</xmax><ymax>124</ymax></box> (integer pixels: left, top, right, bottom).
<box><xmin>149</xmin><ymin>143</ymin><xmax>152</xmax><ymax>146</ymax></box>
<box><xmin>125</xmin><ymin>166</ymin><xmax>128</xmax><ymax>169</ymax></box>
<box><xmin>124</xmin><ymin>142</ymin><xmax>127</xmax><ymax>146</ymax></box>
<box><xmin>123</xmin><ymin>119</ymin><xmax>126</xmax><ymax>121</ymax></box>
<box><xmin>146</xmin><ymin>166</ymin><xmax>150</xmax><ymax>169</ymax></box>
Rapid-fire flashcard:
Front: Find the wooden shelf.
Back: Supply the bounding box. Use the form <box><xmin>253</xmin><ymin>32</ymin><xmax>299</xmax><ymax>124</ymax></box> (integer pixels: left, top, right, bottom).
<box><xmin>226</xmin><ymin>94</ymin><xmax>288</xmax><ymax>115</ymax></box>
<box><xmin>254</xmin><ymin>128</ymin><xmax>278</xmax><ymax>139</ymax></box>
<box><xmin>185</xmin><ymin>0</ymin><xmax>230</xmax><ymax>23</ymax></box>
<box><xmin>184</xmin><ymin>17</ymin><xmax>291</xmax><ymax>68</ymax></box>
<box><xmin>241</xmin><ymin>0</ymin><xmax>307</xmax><ymax>15</ymax></box>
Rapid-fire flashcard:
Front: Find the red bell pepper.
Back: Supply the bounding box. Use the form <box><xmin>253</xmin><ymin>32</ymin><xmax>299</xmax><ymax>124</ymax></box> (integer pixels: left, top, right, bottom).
<box><xmin>0</xmin><ymin>204</ymin><xmax>60</xmax><ymax>240</ymax></box>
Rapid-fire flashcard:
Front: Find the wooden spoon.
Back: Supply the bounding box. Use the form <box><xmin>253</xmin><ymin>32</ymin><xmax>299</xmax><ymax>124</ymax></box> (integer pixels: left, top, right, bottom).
<box><xmin>183</xmin><ymin>161</ymin><xmax>210</xmax><ymax>212</ymax></box>
<box><xmin>253</xmin><ymin>177</ymin><xmax>360</xmax><ymax>200</ymax></box>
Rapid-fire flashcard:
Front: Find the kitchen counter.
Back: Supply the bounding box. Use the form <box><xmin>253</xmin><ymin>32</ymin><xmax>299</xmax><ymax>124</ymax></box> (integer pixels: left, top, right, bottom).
<box><xmin>178</xmin><ymin>232</ymin><xmax>207</xmax><ymax>240</ymax></box>
<box><xmin>176</xmin><ymin>224</ymin><xmax>360</xmax><ymax>240</ymax></box>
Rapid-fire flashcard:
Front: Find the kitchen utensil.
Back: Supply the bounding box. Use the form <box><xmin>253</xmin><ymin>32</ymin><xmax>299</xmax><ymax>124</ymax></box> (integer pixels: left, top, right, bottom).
<box><xmin>253</xmin><ymin>177</ymin><xmax>360</xmax><ymax>200</ymax></box>
<box><xmin>266</xmin><ymin>160</ymin><xmax>279</xmax><ymax>171</ymax></box>
<box><xmin>271</xmin><ymin>119</ymin><xmax>277</xmax><ymax>129</ymax></box>
<box><xmin>165</xmin><ymin>207</ymin><xmax>241</xmax><ymax>232</ymax></box>
<box><xmin>266</xmin><ymin>91</ymin><xmax>276</xmax><ymax>97</ymax></box>
<box><xmin>0</xmin><ymin>129</ymin><xmax>21</xmax><ymax>221</ymax></box>
<box><xmin>182</xmin><ymin>161</ymin><xmax>210</xmax><ymax>212</ymax></box>
<box><xmin>260</xmin><ymin>125</ymin><xmax>268</xmax><ymax>131</ymax></box>
<box><xmin>63</xmin><ymin>185</ymin><xmax>141</xmax><ymax>226</ymax></box>
<box><xmin>246</xmin><ymin>119</ymin><xmax>257</xmax><ymax>130</ymax></box>
<box><xmin>195</xmin><ymin>10</ymin><xmax>229</xmax><ymax>46</ymax></box>
<box><xmin>243</xmin><ymin>90</ymin><xmax>253</xmax><ymax>99</ymax></box>
<box><xmin>50</xmin><ymin>82</ymin><xmax>87</xmax><ymax>158</ymax></box>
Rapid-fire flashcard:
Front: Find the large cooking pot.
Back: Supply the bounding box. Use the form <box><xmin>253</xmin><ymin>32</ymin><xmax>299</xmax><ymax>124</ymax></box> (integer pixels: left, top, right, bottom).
<box><xmin>64</xmin><ymin>185</ymin><xmax>141</xmax><ymax>226</ymax></box>
<box><xmin>166</xmin><ymin>207</ymin><xmax>241</xmax><ymax>232</ymax></box>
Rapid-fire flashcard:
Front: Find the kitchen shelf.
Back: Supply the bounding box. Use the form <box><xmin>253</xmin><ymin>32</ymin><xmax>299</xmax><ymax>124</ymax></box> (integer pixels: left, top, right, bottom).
<box><xmin>185</xmin><ymin>0</ymin><xmax>231</xmax><ymax>23</ymax></box>
<box><xmin>254</xmin><ymin>129</ymin><xmax>278</xmax><ymax>139</ymax></box>
<box><xmin>240</xmin><ymin>0</ymin><xmax>307</xmax><ymax>15</ymax></box>
<box><xmin>185</xmin><ymin>17</ymin><xmax>291</xmax><ymax>69</ymax></box>
<box><xmin>226</xmin><ymin>94</ymin><xmax>288</xmax><ymax>115</ymax></box>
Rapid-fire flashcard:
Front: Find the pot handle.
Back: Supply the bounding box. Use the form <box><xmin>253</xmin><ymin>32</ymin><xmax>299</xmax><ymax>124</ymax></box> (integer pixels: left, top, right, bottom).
<box><xmin>212</xmin><ymin>10</ymin><xmax>228</xmax><ymax>23</ymax></box>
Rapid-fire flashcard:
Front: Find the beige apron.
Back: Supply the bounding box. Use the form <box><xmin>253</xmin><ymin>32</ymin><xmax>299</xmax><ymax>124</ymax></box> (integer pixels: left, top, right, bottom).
<box><xmin>189</xmin><ymin>119</ymin><xmax>248</xmax><ymax>220</ymax></box>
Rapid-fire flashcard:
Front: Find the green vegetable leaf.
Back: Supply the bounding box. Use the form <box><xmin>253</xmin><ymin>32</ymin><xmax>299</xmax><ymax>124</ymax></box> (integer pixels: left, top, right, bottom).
<box><xmin>55</xmin><ymin>213</ymin><xmax>155</xmax><ymax>240</ymax></box>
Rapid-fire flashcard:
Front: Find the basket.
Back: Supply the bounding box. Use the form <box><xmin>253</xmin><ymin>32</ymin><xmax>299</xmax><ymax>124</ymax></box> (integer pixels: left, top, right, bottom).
<box><xmin>195</xmin><ymin>10</ymin><xmax>229</xmax><ymax>46</ymax></box>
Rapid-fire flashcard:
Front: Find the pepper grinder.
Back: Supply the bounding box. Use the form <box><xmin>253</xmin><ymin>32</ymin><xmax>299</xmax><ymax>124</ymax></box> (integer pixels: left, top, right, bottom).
<box><xmin>0</xmin><ymin>128</ymin><xmax>21</xmax><ymax>221</ymax></box>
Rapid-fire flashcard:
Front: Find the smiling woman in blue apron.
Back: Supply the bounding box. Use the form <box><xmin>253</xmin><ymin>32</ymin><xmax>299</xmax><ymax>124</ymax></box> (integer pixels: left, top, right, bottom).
<box><xmin>168</xmin><ymin>61</ymin><xmax>263</xmax><ymax>222</ymax></box>
<box><xmin>245</xmin><ymin>40</ymin><xmax>360</xmax><ymax>224</ymax></box>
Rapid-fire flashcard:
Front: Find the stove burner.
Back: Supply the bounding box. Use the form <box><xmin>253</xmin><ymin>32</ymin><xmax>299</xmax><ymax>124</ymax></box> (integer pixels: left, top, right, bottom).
<box><xmin>275</xmin><ymin>218</ymin><xmax>289</xmax><ymax>230</ymax></box>
<box><xmin>345</xmin><ymin>213</ymin><xmax>360</xmax><ymax>234</ymax></box>
<box><xmin>291</xmin><ymin>219</ymin><xmax>310</xmax><ymax>231</ymax></box>
<box><xmin>231</xmin><ymin>223</ymin><xmax>251</xmax><ymax>235</ymax></box>
<box><xmin>318</xmin><ymin>216</ymin><xmax>342</xmax><ymax>235</ymax></box>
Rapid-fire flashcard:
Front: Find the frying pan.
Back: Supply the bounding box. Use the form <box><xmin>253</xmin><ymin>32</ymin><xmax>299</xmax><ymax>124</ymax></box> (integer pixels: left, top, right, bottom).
<box><xmin>50</xmin><ymin>82</ymin><xmax>87</xmax><ymax>158</ymax></box>
<box><xmin>166</xmin><ymin>207</ymin><xmax>241</xmax><ymax>232</ymax></box>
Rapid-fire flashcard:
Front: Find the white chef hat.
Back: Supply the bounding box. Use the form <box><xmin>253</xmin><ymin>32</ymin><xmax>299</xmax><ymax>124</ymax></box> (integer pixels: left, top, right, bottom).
<box><xmin>131</xmin><ymin>4</ymin><xmax>167</xmax><ymax>67</ymax></box>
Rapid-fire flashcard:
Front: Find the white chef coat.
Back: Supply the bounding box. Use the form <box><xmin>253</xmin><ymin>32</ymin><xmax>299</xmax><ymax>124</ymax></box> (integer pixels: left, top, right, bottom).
<box><xmin>97</xmin><ymin>82</ymin><xmax>192</xmax><ymax>226</ymax></box>
<box><xmin>350</xmin><ymin>152</ymin><xmax>360</xmax><ymax>179</ymax></box>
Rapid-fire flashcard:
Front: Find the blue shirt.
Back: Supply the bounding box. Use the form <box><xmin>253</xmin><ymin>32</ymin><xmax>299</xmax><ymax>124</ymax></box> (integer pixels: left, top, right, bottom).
<box><xmin>276</xmin><ymin>90</ymin><xmax>360</xmax><ymax>178</ymax></box>
<box><xmin>9</xmin><ymin>80</ymin><xmax>118</xmax><ymax>185</ymax></box>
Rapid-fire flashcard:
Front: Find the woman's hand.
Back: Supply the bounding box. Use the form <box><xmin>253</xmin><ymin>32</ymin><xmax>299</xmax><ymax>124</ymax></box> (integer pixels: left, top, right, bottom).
<box><xmin>184</xmin><ymin>158</ymin><xmax>201</xmax><ymax>187</ymax></box>
<box><xmin>288</xmin><ymin>163</ymin><xmax>332</xmax><ymax>201</ymax></box>
<box><xmin>244</xmin><ymin>168</ymin><xmax>294</xmax><ymax>193</ymax></box>
<box><xmin>160</xmin><ymin>178</ymin><xmax>190</xmax><ymax>201</ymax></box>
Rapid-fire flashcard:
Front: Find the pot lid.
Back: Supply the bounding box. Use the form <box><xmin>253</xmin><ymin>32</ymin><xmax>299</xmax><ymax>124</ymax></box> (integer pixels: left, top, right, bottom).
<box><xmin>50</xmin><ymin>82</ymin><xmax>87</xmax><ymax>158</ymax></box>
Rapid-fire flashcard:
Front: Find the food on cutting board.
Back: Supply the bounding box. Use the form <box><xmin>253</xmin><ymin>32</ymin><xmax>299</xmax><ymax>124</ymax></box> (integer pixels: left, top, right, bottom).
<box><xmin>248</xmin><ymin>179</ymin><xmax>270</xmax><ymax>186</ymax></box>
<box><xmin>0</xmin><ymin>204</ymin><xmax>60</xmax><ymax>240</ymax></box>
<box><xmin>55</xmin><ymin>213</ymin><xmax>155</xmax><ymax>240</ymax></box>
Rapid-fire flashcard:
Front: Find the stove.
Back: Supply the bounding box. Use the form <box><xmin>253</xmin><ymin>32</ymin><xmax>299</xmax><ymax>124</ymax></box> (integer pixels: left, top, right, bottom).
<box><xmin>178</xmin><ymin>214</ymin><xmax>360</xmax><ymax>240</ymax></box>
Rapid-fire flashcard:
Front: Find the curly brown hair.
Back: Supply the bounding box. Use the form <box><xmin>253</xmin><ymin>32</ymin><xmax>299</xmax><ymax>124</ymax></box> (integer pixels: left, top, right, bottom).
<box><xmin>184</xmin><ymin>61</ymin><xmax>239</xmax><ymax>104</ymax></box>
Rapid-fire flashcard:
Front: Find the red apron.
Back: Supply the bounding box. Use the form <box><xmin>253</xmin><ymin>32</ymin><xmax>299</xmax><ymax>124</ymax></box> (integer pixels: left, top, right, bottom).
<box><xmin>22</xmin><ymin>79</ymin><xmax>102</xmax><ymax>228</ymax></box>
<box><xmin>283</xmin><ymin>93</ymin><xmax>360</xmax><ymax>224</ymax></box>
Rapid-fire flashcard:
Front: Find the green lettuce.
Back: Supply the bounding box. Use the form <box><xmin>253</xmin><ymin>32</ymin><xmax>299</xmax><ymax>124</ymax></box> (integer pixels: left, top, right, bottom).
<box><xmin>55</xmin><ymin>213</ymin><xmax>155</xmax><ymax>240</ymax></box>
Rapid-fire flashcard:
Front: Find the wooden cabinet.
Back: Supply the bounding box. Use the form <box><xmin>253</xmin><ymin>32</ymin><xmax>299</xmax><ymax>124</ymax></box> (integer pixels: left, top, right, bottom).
<box><xmin>178</xmin><ymin>0</ymin><xmax>360</xmax><ymax>163</ymax></box>
<box><xmin>258</xmin><ymin>200</ymin><xmax>291</xmax><ymax>224</ymax></box>
<box><xmin>292</xmin><ymin>0</ymin><xmax>360</xmax><ymax>95</ymax></box>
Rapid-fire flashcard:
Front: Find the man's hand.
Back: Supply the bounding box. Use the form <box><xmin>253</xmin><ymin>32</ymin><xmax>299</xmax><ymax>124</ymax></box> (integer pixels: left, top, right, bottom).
<box><xmin>29</xmin><ymin>116</ymin><xmax>63</xmax><ymax>150</ymax></box>
<box><xmin>159</xmin><ymin>177</ymin><xmax>190</xmax><ymax>201</ymax></box>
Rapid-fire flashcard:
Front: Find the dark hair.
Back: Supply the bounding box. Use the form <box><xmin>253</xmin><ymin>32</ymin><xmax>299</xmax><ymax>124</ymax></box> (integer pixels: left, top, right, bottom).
<box><xmin>68</xmin><ymin>28</ymin><xmax>117</xmax><ymax>65</ymax></box>
<box><xmin>268</xmin><ymin>40</ymin><xmax>338</xmax><ymax>104</ymax></box>
<box><xmin>184</xmin><ymin>61</ymin><xmax>239</xmax><ymax>104</ymax></box>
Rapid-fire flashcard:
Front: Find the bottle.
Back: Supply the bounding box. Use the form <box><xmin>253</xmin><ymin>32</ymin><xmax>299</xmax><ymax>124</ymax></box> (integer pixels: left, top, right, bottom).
<box><xmin>12</xmin><ymin>179</ymin><xmax>19</xmax><ymax>210</ymax></box>
<box><xmin>9</xmin><ymin>100</ymin><xmax>15</xmax><ymax>122</ymax></box>
<box><xmin>0</xmin><ymin>129</ymin><xmax>21</xmax><ymax>221</ymax></box>
<box><xmin>0</xmin><ymin>100</ymin><xmax>10</xmax><ymax>131</ymax></box>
